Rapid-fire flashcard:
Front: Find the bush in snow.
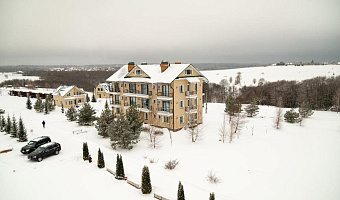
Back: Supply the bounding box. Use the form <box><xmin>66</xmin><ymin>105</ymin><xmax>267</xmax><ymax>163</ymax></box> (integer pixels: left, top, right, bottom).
<box><xmin>244</xmin><ymin>99</ymin><xmax>259</xmax><ymax>117</ymax></box>
<box><xmin>284</xmin><ymin>109</ymin><xmax>300</xmax><ymax>123</ymax></box>
<box><xmin>34</xmin><ymin>98</ymin><xmax>44</xmax><ymax>113</ymax></box>
<box><xmin>209</xmin><ymin>192</ymin><xmax>215</xmax><ymax>200</ymax></box>
<box><xmin>141</xmin><ymin>166</ymin><xmax>152</xmax><ymax>194</ymax></box>
<box><xmin>115</xmin><ymin>154</ymin><xmax>125</xmax><ymax>180</ymax></box>
<box><xmin>206</xmin><ymin>169</ymin><xmax>221</xmax><ymax>184</ymax></box>
<box><xmin>164</xmin><ymin>159</ymin><xmax>179</xmax><ymax>170</ymax></box>
<box><xmin>83</xmin><ymin>142</ymin><xmax>89</xmax><ymax>161</ymax></box>
<box><xmin>177</xmin><ymin>181</ymin><xmax>185</xmax><ymax>200</ymax></box>
<box><xmin>299</xmin><ymin>101</ymin><xmax>314</xmax><ymax>118</ymax></box>
<box><xmin>97</xmin><ymin>148</ymin><xmax>105</xmax><ymax>168</ymax></box>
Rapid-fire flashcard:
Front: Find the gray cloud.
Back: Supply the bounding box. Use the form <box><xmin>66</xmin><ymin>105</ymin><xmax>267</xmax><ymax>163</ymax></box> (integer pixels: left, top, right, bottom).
<box><xmin>0</xmin><ymin>0</ymin><xmax>339</xmax><ymax>65</ymax></box>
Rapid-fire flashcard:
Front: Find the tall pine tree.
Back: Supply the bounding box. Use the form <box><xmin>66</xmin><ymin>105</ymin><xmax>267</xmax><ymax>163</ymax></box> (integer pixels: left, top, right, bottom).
<box><xmin>109</xmin><ymin>115</ymin><xmax>138</xmax><ymax>149</ymax></box>
<box><xmin>86</xmin><ymin>94</ymin><xmax>90</xmax><ymax>102</ymax></box>
<box><xmin>44</xmin><ymin>99</ymin><xmax>49</xmax><ymax>114</ymax></box>
<box><xmin>141</xmin><ymin>166</ymin><xmax>152</xmax><ymax>194</ymax></box>
<box><xmin>10</xmin><ymin>115</ymin><xmax>18</xmax><ymax>138</ymax></box>
<box><xmin>115</xmin><ymin>154</ymin><xmax>125</xmax><ymax>179</ymax></box>
<box><xmin>34</xmin><ymin>98</ymin><xmax>44</xmax><ymax>112</ymax></box>
<box><xmin>5</xmin><ymin>115</ymin><xmax>11</xmax><ymax>134</ymax></box>
<box><xmin>83</xmin><ymin>142</ymin><xmax>89</xmax><ymax>160</ymax></box>
<box><xmin>26</xmin><ymin>96</ymin><xmax>32</xmax><ymax>110</ymax></box>
<box><xmin>91</xmin><ymin>94</ymin><xmax>97</xmax><ymax>102</ymax></box>
<box><xmin>177</xmin><ymin>181</ymin><xmax>185</xmax><ymax>200</ymax></box>
<box><xmin>0</xmin><ymin>115</ymin><xmax>5</xmax><ymax>132</ymax></box>
<box><xmin>61</xmin><ymin>103</ymin><xmax>64</xmax><ymax>113</ymax></box>
<box><xmin>95</xmin><ymin>106</ymin><xmax>114</xmax><ymax>137</ymax></box>
<box><xmin>97</xmin><ymin>148</ymin><xmax>105</xmax><ymax>168</ymax></box>
<box><xmin>299</xmin><ymin>101</ymin><xmax>314</xmax><ymax>118</ymax></box>
<box><xmin>17</xmin><ymin>117</ymin><xmax>28</xmax><ymax>142</ymax></box>
<box><xmin>245</xmin><ymin>99</ymin><xmax>259</xmax><ymax>117</ymax></box>
<box><xmin>77</xmin><ymin>103</ymin><xmax>96</xmax><ymax>125</ymax></box>
<box><xmin>126</xmin><ymin>105</ymin><xmax>143</xmax><ymax>141</ymax></box>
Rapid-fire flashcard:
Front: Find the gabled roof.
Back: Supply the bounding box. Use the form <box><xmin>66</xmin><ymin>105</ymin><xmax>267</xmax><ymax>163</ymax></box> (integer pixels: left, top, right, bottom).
<box><xmin>106</xmin><ymin>63</ymin><xmax>207</xmax><ymax>84</ymax></box>
<box><xmin>99</xmin><ymin>83</ymin><xmax>111</xmax><ymax>93</ymax></box>
<box><xmin>53</xmin><ymin>85</ymin><xmax>84</xmax><ymax>97</ymax></box>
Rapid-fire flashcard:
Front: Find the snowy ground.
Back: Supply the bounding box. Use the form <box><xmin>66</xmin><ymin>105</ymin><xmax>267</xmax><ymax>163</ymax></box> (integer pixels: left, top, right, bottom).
<box><xmin>201</xmin><ymin>65</ymin><xmax>340</xmax><ymax>85</ymax></box>
<box><xmin>1</xmin><ymin>65</ymin><xmax>340</xmax><ymax>200</ymax></box>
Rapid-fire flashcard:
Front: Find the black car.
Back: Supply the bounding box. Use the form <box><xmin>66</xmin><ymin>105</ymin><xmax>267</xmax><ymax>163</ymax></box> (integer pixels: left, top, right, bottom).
<box><xmin>28</xmin><ymin>142</ymin><xmax>61</xmax><ymax>162</ymax></box>
<box><xmin>21</xmin><ymin>136</ymin><xmax>51</xmax><ymax>154</ymax></box>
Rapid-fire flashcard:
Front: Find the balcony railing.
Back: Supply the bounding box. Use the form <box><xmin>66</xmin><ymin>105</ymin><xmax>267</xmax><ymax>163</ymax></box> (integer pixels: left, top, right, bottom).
<box><xmin>157</xmin><ymin>107</ymin><xmax>173</xmax><ymax>113</ymax></box>
<box><xmin>124</xmin><ymin>102</ymin><xmax>139</xmax><ymax>107</ymax></box>
<box><xmin>186</xmin><ymin>91</ymin><xmax>197</xmax><ymax>96</ymax></box>
<box><xmin>157</xmin><ymin>92</ymin><xmax>173</xmax><ymax>97</ymax></box>
<box><xmin>112</xmin><ymin>101</ymin><xmax>120</xmax><ymax>105</ymax></box>
<box><xmin>185</xmin><ymin>106</ymin><xmax>198</xmax><ymax>112</ymax></box>
<box><xmin>123</xmin><ymin>89</ymin><xmax>152</xmax><ymax>96</ymax></box>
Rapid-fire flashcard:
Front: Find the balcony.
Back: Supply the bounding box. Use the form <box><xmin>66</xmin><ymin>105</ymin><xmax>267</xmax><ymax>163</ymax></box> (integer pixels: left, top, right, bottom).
<box><xmin>185</xmin><ymin>91</ymin><xmax>197</xmax><ymax>98</ymax></box>
<box><xmin>157</xmin><ymin>107</ymin><xmax>173</xmax><ymax>116</ymax></box>
<box><xmin>123</xmin><ymin>89</ymin><xmax>152</xmax><ymax>98</ymax></box>
<box><xmin>157</xmin><ymin>92</ymin><xmax>173</xmax><ymax>100</ymax></box>
<box><xmin>139</xmin><ymin>105</ymin><xmax>152</xmax><ymax>113</ymax></box>
<box><xmin>185</xmin><ymin>105</ymin><xmax>198</xmax><ymax>113</ymax></box>
<box><xmin>112</xmin><ymin>101</ymin><xmax>121</xmax><ymax>107</ymax></box>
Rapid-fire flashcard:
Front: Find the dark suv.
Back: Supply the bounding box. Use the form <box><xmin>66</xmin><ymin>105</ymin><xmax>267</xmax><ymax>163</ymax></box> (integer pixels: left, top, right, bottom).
<box><xmin>20</xmin><ymin>136</ymin><xmax>51</xmax><ymax>154</ymax></box>
<box><xmin>28</xmin><ymin>142</ymin><xmax>61</xmax><ymax>162</ymax></box>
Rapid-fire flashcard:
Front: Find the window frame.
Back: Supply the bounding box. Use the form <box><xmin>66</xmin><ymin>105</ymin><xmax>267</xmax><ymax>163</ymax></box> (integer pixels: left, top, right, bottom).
<box><xmin>185</xmin><ymin>69</ymin><xmax>193</xmax><ymax>75</ymax></box>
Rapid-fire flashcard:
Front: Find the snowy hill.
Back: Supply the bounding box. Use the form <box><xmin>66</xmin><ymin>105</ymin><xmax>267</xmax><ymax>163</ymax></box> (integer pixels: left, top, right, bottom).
<box><xmin>1</xmin><ymin>65</ymin><xmax>340</xmax><ymax>200</ymax></box>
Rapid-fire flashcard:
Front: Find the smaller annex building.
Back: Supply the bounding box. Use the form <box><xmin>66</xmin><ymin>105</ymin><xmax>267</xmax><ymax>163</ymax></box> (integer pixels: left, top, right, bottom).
<box><xmin>94</xmin><ymin>83</ymin><xmax>111</xmax><ymax>99</ymax></box>
<box><xmin>53</xmin><ymin>85</ymin><xmax>86</xmax><ymax>108</ymax></box>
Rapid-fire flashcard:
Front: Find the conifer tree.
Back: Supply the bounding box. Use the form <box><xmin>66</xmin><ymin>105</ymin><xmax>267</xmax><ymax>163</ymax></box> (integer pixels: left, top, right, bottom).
<box><xmin>44</xmin><ymin>99</ymin><xmax>49</xmax><ymax>114</ymax></box>
<box><xmin>26</xmin><ymin>96</ymin><xmax>32</xmax><ymax>110</ymax></box>
<box><xmin>10</xmin><ymin>115</ymin><xmax>18</xmax><ymax>138</ymax></box>
<box><xmin>209</xmin><ymin>193</ymin><xmax>215</xmax><ymax>200</ymax></box>
<box><xmin>34</xmin><ymin>98</ymin><xmax>44</xmax><ymax>112</ymax></box>
<box><xmin>17</xmin><ymin>117</ymin><xmax>28</xmax><ymax>142</ymax></box>
<box><xmin>65</xmin><ymin>107</ymin><xmax>78</xmax><ymax>121</ymax></box>
<box><xmin>83</xmin><ymin>142</ymin><xmax>89</xmax><ymax>160</ymax></box>
<box><xmin>284</xmin><ymin>108</ymin><xmax>299</xmax><ymax>123</ymax></box>
<box><xmin>96</xmin><ymin>106</ymin><xmax>114</xmax><ymax>137</ymax></box>
<box><xmin>91</xmin><ymin>94</ymin><xmax>97</xmax><ymax>102</ymax></box>
<box><xmin>177</xmin><ymin>181</ymin><xmax>185</xmax><ymax>200</ymax></box>
<box><xmin>61</xmin><ymin>103</ymin><xmax>64</xmax><ymax>113</ymax></box>
<box><xmin>141</xmin><ymin>166</ymin><xmax>152</xmax><ymax>194</ymax></box>
<box><xmin>97</xmin><ymin>148</ymin><xmax>105</xmax><ymax>168</ymax></box>
<box><xmin>109</xmin><ymin>115</ymin><xmax>138</xmax><ymax>149</ymax></box>
<box><xmin>126</xmin><ymin>105</ymin><xmax>143</xmax><ymax>140</ymax></box>
<box><xmin>5</xmin><ymin>115</ymin><xmax>11</xmax><ymax>134</ymax></box>
<box><xmin>225</xmin><ymin>94</ymin><xmax>241</xmax><ymax>119</ymax></box>
<box><xmin>115</xmin><ymin>154</ymin><xmax>125</xmax><ymax>179</ymax></box>
<box><xmin>299</xmin><ymin>101</ymin><xmax>314</xmax><ymax>118</ymax></box>
<box><xmin>245</xmin><ymin>99</ymin><xmax>259</xmax><ymax>117</ymax></box>
<box><xmin>0</xmin><ymin>115</ymin><xmax>5</xmax><ymax>132</ymax></box>
<box><xmin>77</xmin><ymin>103</ymin><xmax>96</xmax><ymax>125</ymax></box>
<box><xmin>86</xmin><ymin>94</ymin><xmax>90</xmax><ymax>102</ymax></box>
<box><xmin>105</xmin><ymin>100</ymin><xmax>109</xmax><ymax>109</ymax></box>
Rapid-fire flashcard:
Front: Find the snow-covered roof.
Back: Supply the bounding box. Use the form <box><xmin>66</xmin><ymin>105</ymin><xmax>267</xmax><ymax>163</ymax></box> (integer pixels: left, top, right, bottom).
<box><xmin>53</xmin><ymin>85</ymin><xmax>84</xmax><ymax>97</ymax></box>
<box><xmin>106</xmin><ymin>63</ymin><xmax>206</xmax><ymax>84</ymax></box>
<box><xmin>99</xmin><ymin>83</ymin><xmax>111</xmax><ymax>93</ymax></box>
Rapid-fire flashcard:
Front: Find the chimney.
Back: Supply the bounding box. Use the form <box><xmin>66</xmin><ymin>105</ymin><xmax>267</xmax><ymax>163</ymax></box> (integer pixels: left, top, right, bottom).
<box><xmin>161</xmin><ymin>60</ymin><xmax>169</xmax><ymax>72</ymax></box>
<box><xmin>128</xmin><ymin>62</ymin><xmax>135</xmax><ymax>72</ymax></box>
<box><xmin>175</xmin><ymin>62</ymin><xmax>181</xmax><ymax>64</ymax></box>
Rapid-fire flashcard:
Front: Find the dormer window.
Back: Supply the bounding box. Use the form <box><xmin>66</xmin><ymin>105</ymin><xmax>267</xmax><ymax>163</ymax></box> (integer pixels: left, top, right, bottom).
<box><xmin>185</xmin><ymin>69</ymin><xmax>193</xmax><ymax>75</ymax></box>
<box><xmin>135</xmin><ymin>70</ymin><xmax>142</xmax><ymax>75</ymax></box>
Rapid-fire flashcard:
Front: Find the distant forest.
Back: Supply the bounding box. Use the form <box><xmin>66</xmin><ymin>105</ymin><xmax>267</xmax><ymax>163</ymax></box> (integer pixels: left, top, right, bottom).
<box><xmin>204</xmin><ymin>76</ymin><xmax>340</xmax><ymax>110</ymax></box>
<box><xmin>0</xmin><ymin>70</ymin><xmax>116</xmax><ymax>91</ymax></box>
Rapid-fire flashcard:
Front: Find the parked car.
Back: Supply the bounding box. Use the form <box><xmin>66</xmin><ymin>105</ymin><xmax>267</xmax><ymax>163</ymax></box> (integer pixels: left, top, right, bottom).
<box><xmin>20</xmin><ymin>136</ymin><xmax>51</xmax><ymax>154</ymax></box>
<box><xmin>0</xmin><ymin>109</ymin><xmax>5</xmax><ymax>114</ymax></box>
<box><xmin>28</xmin><ymin>142</ymin><xmax>61</xmax><ymax>162</ymax></box>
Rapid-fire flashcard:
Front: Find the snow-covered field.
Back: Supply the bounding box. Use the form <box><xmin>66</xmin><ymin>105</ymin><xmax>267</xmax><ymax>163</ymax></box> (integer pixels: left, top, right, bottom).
<box><xmin>201</xmin><ymin>65</ymin><xmax>340</xmax><ymax>85</ymax></box>
<box><xmin>0</xmin><ymin>72</ymin><xmax>40</xmax><ymax>83</ymax></box>
<box><xmin>1</xmin><ymin>65</ymin><xmax>340</xmax><ymax>200</ymax></box>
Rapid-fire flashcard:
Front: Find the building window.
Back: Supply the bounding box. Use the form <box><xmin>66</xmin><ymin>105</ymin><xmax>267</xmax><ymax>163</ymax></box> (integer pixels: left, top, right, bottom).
<box><xmin>163</xmin><ymin>116</ymin><xmax>170</xmax><ymax>124</ymax></box>
<box><xmin>180</xmin><ymin>100</ymin><xmax>184</xmax><ymax>108</ymax></box>
<box><xmin>187</xmin><ymin>84</ymin><xmax>190</xmax><ymax>92</ymax></box>
<box><xmin>145</xmin><ymin>113</ymin><xmax>148</xmax><ymax>120</ymax></box>
<box><xmin>130</xmin><ymin>97</ymin><xmax>137</xmax><ymax>105</ymax></box>
<box><xmin>116</xmin><ymin>108</ymin><xmax>120</xmax><ymax>114</ymax></box>
<box><xmin>162</xmin><ymin>85</ymin><xmax>169</xmax><ymax>96</ymax></box>
<box><xmin>194</xmin><ymin>83</ymin><xmax>198</xmax><ymax>91</ymax></box>
<box><xmin>158</xmin><ymin>100</ymin><xmax>160</xmax><ymax>105</ymax></box>
<box><xmin>78</xmin><ymin>99</ymin><xmax>81</xmax><ymax>103</ymax></box>
<box><xmin>194</xmin><ymin>98</ymin><xmax>197</xmax><ymax>106</ymax></box>
<box><xmin>67</xmin><ymin>93</ymin><xmax>71</xmax><ymax>96</ymax></box>
<box><xmin>185</xmin><ymin>69</ymin><xmax>192</xmax><ymax>75</ymax></box>
<box><xmin>129</xmin><ymin>83</ymin><xmax>136</xmax><ymax>93</ymax></box>
<box><xmin>153</xmin><ymin>100</ymin><xmax>156</xmax><ymax>104</ymax></box>
<box><xmin>157</xmin><ymin>85</ymin><xmax>160</xmax><ymax>89</ymax></box>
<box><xmin>163</xmin><ymin>101</ymin><xmax>170</xmax><ymax>112</ymax></box>
<box><xmin>141</xmin><ymin>84</ymin><xmax>148</xmax><ymax>95</ymax></box>
<box><xmin>179</xmin><ymin>85</ymin><xmax>184</xmax><ymax>93</ymax></box>
<box><xmin>194</xmin><ymin>113</ymin><xmax>198</xmax><ymax>120</ymax></box>
<box><xmin>187</xmin><ymin>99</ymin><xmax>190</xmax><ymax>106</ymax></box>
<box><xmin>180</xmin><ymin>116</ymin><xmax>184</xmax><ymax>124</ymax></box>
<box><xmin>142</xmin><ymin>99</ymin><xmax>149</xmax><ymax>109</ymax></box>
<box><xmin>65</xmin><ymin>101</ymin><xmax>67</xmax><ymax>105</ymax></box>
<box><xmin>135</xmin><ymin>69</ymin><xmax>142</xmax><ymax>75</ymax></box>
<box><xmin>69</xmin><ymin>101</ymin><xmax>73</xmax><ymax>105</ymax></box>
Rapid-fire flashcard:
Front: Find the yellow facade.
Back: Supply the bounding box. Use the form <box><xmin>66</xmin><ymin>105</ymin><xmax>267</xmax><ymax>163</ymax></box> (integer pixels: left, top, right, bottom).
<box><xmin>53</xmin><ymin>86</ymin><xmax>86</xmax><ymax>108</ymax></box>
<box><xmin>94</xmin><ymin>84</ymin><xmax>111</xmax><ymax>99</ymax></box>
<box><xmin>109</xmin><ymin>64</ymin><xmax>206</xmax><ymax>131</ymax></box>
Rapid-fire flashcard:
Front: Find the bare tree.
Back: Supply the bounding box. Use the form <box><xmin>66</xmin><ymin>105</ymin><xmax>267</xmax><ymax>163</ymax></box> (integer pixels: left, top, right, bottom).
<box><xmin>186</xmin><ymin>116</ymin><xmax>204</xmax><ymax>142</ymax></box>
<box><xmin>273</xmin><ymin>100</ymin><xmax>284</xmax><ymax>129</ymax></box>
<box><xmin>233</xmin><ymin>111</ymin><xmax>247</xmax><ymax>139</ymax></box>
<box><xmin>149</xmin><ymin>130</ymin><xmax>163</xmax><ymax>149</ymax></box>
<box><xmin>250</xmin><ymin>123</ymin><xmax>255</xmax><ymax>136</ymax></box>
<box><xmin>219</xmin><ymin>113</ymin><xmax>228</xmax><ymax>143</ymax></box>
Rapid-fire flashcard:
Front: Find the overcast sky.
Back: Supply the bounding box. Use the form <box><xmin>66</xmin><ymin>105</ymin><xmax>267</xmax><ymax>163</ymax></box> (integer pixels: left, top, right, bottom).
<box><xmin>0</xmin><ymin>0</ymin><xmax>339</xmax><ymax>65</ymax></box>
